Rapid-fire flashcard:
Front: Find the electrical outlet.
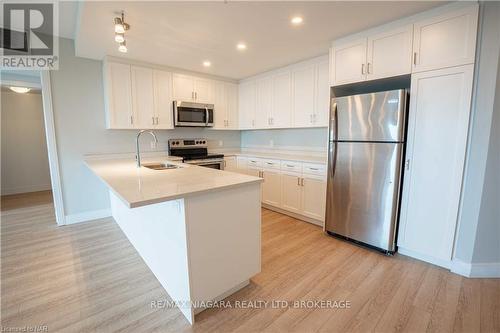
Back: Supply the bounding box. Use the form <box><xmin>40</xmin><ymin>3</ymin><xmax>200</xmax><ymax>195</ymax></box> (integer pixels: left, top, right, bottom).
<box><xmin>218</xmin><ymin>140</ymin><xmax>223</xmax><ymax>147</ymax></box>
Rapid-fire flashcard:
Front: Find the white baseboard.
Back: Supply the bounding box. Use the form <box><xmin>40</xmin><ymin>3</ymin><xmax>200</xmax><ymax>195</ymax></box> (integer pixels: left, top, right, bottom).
<box><xmin>397</xmin><ymin>247</ymin><xmax>451</xmax><ymax>269</ymax></box>
<box><xmin>451</xmin><ymin>259</ymin><xmax>500</xmax><ymax>278</ymax></box>
<box><xmin>65</xmin><ymin>209</ymin><xmax>111</xmax><ymax>225</ymax></box>
<box><xmin>1</xmin><ymin>184</ymin><xmax>52</xmax><ymax>196</ymax></box>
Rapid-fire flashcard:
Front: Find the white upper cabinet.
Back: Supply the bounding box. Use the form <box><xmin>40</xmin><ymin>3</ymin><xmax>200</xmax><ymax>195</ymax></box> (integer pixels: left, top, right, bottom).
<box><xmin>213</xmin><ymin>81</ymin><xmax>227</xmax><ymax>129</ymax></box>
<box><xmin>292</xmin><ymin>64</ymin><xmax>316</xmax><ymax>127</ymax></box>
<box><xmin>255</xmin><ymin>76</ymin><xmax>273</xmax><ymax>128</ymax></box>
<box><xmin>412</xmin><ymin>6</ymin><xmax>478</xmax><ymax>73</ymax></box>
<box><xmin>292</xmin><ymin>57</ymin><xmax>330</xmax><ymax>128</ymax></box>
<box><xmin>330</xmin><ymin>4</ymin><xmax>478</xmax><ymax>85</ymax></box>
<box><xmin>314</xmin><ymin>59</ymin><xmax>330</xmax><ymax>127</ymax></box>
<box><xmin>331</xmin><ymin>38</ymin><xmax>367</xmax><ymax>86</ymax></box>
<box><xmin>172</xmin><ymin>74</ymin><xmax>195</xmax><ymax>101</ymax></box>
<box><xmin>238</xmin><ymin>80</ymin><xmax>256</xmax><ymax>129</ymax></box>
<box><xmin>131</xmin><ymin>66</ymin><xmax>155</xmax><ymax>129</ymax></box>
<box><xmin>271</xmin><ymin>70</ymin><xmax>292</xmax><ymax>128</ymax></box>
<box><xmin>153</xmin><ymin>70</ymin><xmax>173</xmax><ymax>129</ymax></box>
<box><xmin>366</xmin><ymin>25</ymin><xmax>413</xmax><ymax>80</ymax></box>
<box><xmin>213</xmin><ymin>81</ymin><xmax>239</xmax><ymax>130</ymax></box>
<box><xmin>226</xmin><ymin>83</ymin><xmax>239</xmax><ymax>129</ymax></box>
<box><xmin>172</xmin><ymin>74</ymin><xmax>213</xmax><ymax>103</ymax></box>
<box><xmin>193</xmin><ymin>77</ymin><xmax>213</xmax><ymax>103</ymax></box>
<box><xmin>331</xmin><ymin>26</ymin><xmax>413</xmax><ymax>86</ymax></box>
<box><xmin>104</xmin><ymin>61</ymin><xmax>174</xmax><ymax>129</ymax></box>
<box><xmin>104</xmin><ymin>62</ymin><xmax>133</xmax><ymax>129</ymax></box>
<box><xmin>239</xmin><ymin>56</ymin><xmax>329</xmax><ymax>130</ymax></box>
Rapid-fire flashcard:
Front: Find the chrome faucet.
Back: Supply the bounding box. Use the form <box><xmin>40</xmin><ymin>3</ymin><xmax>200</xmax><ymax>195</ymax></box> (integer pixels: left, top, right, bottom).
<box><xmin>135</xmin><ymin>130</ymin><xmax>158</xmax><ymax>168</ymax></box>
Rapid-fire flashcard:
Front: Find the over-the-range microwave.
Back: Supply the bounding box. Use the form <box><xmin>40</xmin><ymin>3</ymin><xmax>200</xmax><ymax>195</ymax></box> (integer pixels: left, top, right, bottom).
<box><xmin>173</xmin><ymin>101</ymin><xmax>214</xmax><ymax>127</ymax></box>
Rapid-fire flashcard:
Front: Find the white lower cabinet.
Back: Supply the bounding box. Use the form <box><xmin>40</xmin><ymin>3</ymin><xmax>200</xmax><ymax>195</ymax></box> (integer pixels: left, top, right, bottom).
<box><xmin>262</xmin><ymin>170</ymin><xmax>281</xmax><ymax>207</ymax></box>
<box><xmin>301</xmin><ymin>174</ymin><xmax>327</xmax><ymax>221</ymax></box>
<box><xmin>223</xmin><ymin>156</ymin><xmax>237</xmax><ymax>172</ymax></box>
<box><xmin>229</xmin><ymin>156</ymin><xmax>326</xmax><ymax>224</ymax></box>
<box><xmin>398</xmin><ymin>64</ymin><xmax>474</xmax><ymax>265</ymax></box>
<box><xmin>281</xmin><ymin>173</ymin><xmax>302</xmax><ymax>214</ymax></box>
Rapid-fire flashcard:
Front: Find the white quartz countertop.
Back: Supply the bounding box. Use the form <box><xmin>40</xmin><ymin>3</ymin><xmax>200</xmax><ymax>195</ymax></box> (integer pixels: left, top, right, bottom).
<box><xmin>222</xmin><ymin>150</ymin><xmax>327</xmax><ymax>164</ymax></box>
<box><xmin>85</xmin><ymin>157</ymin><xmax>263</xmax><ymax>208</ymax></box>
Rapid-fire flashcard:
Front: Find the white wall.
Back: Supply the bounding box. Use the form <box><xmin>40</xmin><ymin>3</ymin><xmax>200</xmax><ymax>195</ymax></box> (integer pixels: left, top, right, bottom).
<box><xmin>454</xmin><ymin>1</ymin><xmax>500</xmax><ymax>265</ymax></box>
<box><xmin>1</xmin><ymin>90</ymin><xmax>51</xmax><ymax>195</ymax></box>
<box><xmin>50</xmin><ymin>38</ymin><xmax>240</xmax><ymax>219</ymax></box>
<box><xmin>241</xmin><ymin>128</ymin><xmax>328</xmax><ymax>152</ymax></box>
<box><xmin>472</xmin><ymin>51</ymin><xmax>500</xmax><ymax>263</ymax></box>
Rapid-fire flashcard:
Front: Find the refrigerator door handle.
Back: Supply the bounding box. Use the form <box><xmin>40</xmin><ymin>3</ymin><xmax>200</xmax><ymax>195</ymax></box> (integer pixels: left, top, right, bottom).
<box><xmin>329</xmin><ymin>141</ymin><xmax>337</xmax><ymax>179</ymax></box>
<box><xmin>329</xmin><ymin>101</ymin><xmax>338</xmax><ymax>142</ymax></box>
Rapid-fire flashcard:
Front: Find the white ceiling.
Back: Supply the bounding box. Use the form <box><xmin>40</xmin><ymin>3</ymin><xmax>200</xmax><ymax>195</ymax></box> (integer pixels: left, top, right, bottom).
<box><xmin>75</xmin><ymin>1</ymin><xmax>445</xmax><ymax>80</ymax></box>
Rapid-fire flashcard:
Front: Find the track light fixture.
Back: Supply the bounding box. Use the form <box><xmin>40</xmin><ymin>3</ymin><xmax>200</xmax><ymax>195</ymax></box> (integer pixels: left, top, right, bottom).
<box><xmin>114</xmin><ymin>11</ymin><xmax>130</xmax><ymax>52</ymax></box>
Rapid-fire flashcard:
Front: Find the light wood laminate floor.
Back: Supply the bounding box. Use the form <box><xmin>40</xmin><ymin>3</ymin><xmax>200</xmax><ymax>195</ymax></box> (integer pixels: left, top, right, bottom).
<box><xmin>1</xmin><ymin>191</ymin><xmax>499</xmax><ymax>332</ymax></box>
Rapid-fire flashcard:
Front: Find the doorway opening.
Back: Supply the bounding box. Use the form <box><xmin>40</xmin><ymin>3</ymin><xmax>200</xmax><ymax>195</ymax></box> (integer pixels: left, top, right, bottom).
<box><xmin>1</xmin><ymin>71</ymin><xmax>64</xmax><ymax>225</ymax></box>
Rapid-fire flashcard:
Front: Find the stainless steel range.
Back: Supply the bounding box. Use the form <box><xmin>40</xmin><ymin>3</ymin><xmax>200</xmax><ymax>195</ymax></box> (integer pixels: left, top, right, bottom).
<box><xmin>168</xmin><ymin>139</ymin><xmax>224</xmax><ymax>170</ymax></box>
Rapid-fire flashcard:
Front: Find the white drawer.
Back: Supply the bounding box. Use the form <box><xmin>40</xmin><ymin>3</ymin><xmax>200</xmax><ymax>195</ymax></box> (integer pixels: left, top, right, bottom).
<box><xmin>302</xmin><ymin>162</ymin><xmax>326</xmax><ymax>175</ymax></box>
<box><xmin>247</xmin><ymin>157</ymin><xmax>262</xmax><ymax>169</ymax></box>
<box><xmin>281</xmin><ymin>160</ymin><xmax>302</xmax><ymax>174</ymax></box>
<box><xmin>261</xmin><ymin>158</ymin><xmax>281</xmax><ymax>170</ymax></box>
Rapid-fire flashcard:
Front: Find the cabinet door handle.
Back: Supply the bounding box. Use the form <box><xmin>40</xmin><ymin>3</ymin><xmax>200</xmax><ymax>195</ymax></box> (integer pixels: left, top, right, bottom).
<box><xmin>152</xmin><ymin>116</ymin><xmax>155</xmax><ymax>125</ymax></box>
<box><xmin>130</xmin><ymin>115</ymin><xmax>134</xmax><ymax>125</ymax></box>
<box><xmin>301</xmin><ymin>178</ymin><xmax>304</xmax><ymax>186</ymax></box>
<box><xmin>361</xmin><ymin>63</ymin><xmax>365</xmax><ymax>75</ymax></box>
<box><xmin>297</xmin><ymin>177</ymin><xmax>300</xmax><ymax>186</ymax></box>
<box><xmin>156</xmin><ymin>117</ymin><xmax>159</xmax><ymax>125</ymax></box>
<box><xmin>413</xmin><ymin>52</ymin><xmax>418</xmax><ymax>66</ymax></box>
<box><xmin>191</xmin><ymin>91</ymin><xmax>194</xmax><ymax>100</ymax></box>
<box><xmin>367</xmin><ymin>62</ymin><xmax>371</xmax><ymax>74</ymax></box>
<box><xmin>195</xmin><ymin>92</ymin><xmax>198</xmax><ymax>100</ymax></box>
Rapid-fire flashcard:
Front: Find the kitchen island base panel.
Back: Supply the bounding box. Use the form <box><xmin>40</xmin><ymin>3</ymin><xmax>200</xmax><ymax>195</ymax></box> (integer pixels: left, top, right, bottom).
<box><xmin>109</xmin><ymin>182</ymin><xmax>261</xmax><ymax>324</ymax></box>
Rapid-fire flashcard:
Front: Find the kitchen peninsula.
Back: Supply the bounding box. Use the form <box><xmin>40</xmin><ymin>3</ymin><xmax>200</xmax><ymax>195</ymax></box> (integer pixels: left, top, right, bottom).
<box><xmin>85</xmin><ymin>157</ymin><xmax>263</xmax><ymax>324</ymax></box>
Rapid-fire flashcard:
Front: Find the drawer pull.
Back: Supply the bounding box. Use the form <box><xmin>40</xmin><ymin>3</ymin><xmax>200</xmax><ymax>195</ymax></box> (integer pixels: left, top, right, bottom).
<box><xmin>285</xmin><ymin>164</ymin><xmax>294</xmax><ymax>167</ymax></box>
<box><xmin>308</xmin><ymin>167</ymin><xmax>319</xmax><ymax>171</ymax></box>
<box><xmin>266</xmin><ymin>162</ymin><xmax>273</xmax><ymax>165</ymax></box>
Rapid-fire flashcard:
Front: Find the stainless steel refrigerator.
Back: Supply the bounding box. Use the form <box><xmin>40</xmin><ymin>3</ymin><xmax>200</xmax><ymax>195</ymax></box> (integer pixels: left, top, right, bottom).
<box><xmin>325</xmin><ymin>89</ymin><xmax>407</xmax><ymax>253</ymax></box>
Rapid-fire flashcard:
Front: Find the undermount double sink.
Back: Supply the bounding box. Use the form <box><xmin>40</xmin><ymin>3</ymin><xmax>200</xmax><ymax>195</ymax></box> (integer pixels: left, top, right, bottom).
<box><xmin>142</xmin><ymin>162</ymin><xmax>183</xmax><ymax>171</ymax></box>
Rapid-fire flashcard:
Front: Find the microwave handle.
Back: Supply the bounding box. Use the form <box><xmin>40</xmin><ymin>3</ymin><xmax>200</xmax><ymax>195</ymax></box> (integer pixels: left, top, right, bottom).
<box><xmin>205</xmin><ymin>107</ymin><xmax>209</xmax><ymax>125</ymax></box>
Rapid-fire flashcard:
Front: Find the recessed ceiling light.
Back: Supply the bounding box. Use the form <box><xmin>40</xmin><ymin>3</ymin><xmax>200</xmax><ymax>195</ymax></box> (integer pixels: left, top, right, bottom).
<box><xmin>203</xmin><ymin>61</ymin><xmax>211</xmax><ymax>67</ymax></box>
<box><xmin>236</xmin><ymin>43</ymin><xmax>247</xmax><ymax>51</ymax></box>
<box><xmin>9</xmin><ymin>86</ymin><xmax>30</xmax><ymax>94</ymax></box>
<box><xmin>291</xmin><ymin>16</ymin><xmax>303</xmax><ymax>25</ymax></box>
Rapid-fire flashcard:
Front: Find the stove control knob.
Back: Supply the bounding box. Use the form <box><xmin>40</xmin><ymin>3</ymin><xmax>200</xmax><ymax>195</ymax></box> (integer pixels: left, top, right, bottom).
<box><xmin>202</xmin><ymin>140</ymin><xmax>206</xmax><ymax>144</ymax></box>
